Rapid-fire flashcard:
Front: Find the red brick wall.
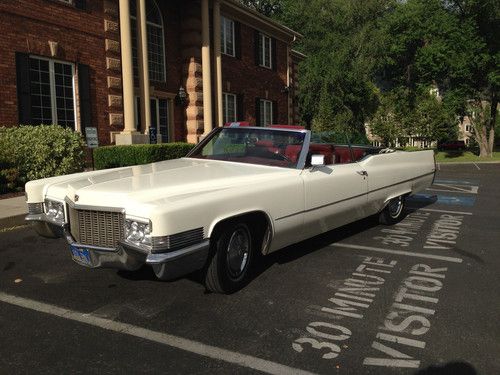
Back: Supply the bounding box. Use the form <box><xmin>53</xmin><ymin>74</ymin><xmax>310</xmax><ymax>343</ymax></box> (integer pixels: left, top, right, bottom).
<box><xmin>0</xmin><ymin>0</ymin><xmax>110</xmax><ymax>143</ymax></box>
<box><xmin>221</xmin><ymin>21</ymin><xmax>289</xmax><ymax>125</ymax></box>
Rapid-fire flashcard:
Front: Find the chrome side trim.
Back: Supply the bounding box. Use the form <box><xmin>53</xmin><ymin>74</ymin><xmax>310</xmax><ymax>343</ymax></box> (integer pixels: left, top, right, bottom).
<box><xmin>146</xmin><ymin>240</ymin><xmax>210</xmax><ymax>264</ymax></box>
<box><xmin>25</xmin><ymin>213</ymin><xmax>66</xmax><ymax>227</ymax></box>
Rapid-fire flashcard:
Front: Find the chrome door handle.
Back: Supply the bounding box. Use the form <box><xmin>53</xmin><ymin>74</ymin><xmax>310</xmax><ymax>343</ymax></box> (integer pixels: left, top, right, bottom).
<box><xmin>357</xmin><ymin>170</ymin><xmax>368</xmax><ymax>176</ymax></box>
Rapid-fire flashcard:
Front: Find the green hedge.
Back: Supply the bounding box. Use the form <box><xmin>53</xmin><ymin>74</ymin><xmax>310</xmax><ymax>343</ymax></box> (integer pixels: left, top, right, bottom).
<box><xmin>0</xmin><ymin>125</ymin><xmax>85</xmax><ymax>193</ymax></box>
<box><xmin>93</xmin><ymin>143</ymin><xmax>195</xmax><ymax>170</ymax></box>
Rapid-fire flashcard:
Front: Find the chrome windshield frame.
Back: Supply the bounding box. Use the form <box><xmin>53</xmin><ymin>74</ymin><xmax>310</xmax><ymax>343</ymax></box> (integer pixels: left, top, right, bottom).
<box><xmin>185</xmin><ymin>126</ymin><xmax>311</xmax><ymax>170</ymax></box>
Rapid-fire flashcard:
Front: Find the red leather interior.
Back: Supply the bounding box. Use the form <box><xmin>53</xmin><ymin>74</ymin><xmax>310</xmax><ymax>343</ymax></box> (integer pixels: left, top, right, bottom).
<box><xmin>255</xmin><ymin>140</ymin><xmax>278</xmax><ymax>153</ymax></box>
<box><xmin>284</xmin><ymin>145</ymin><xmax>302</xmax><ymax>163</ymax></box>
<box><xmin>334</xmin><ymin>146</ymin><xmax>351</xmax><ymax>163</ymax></box>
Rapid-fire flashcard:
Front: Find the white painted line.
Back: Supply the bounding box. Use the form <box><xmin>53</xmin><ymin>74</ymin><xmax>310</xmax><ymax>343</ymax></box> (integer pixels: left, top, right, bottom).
<box><xmin>473</xmin><ymin>163</ymin><xmax>480</xmax><ymax>170</ymax></box>
<box><xmin>0</xmin><ymin>293</ymin><xmax>316</xmax><ymax>375</ymax></box>
<box><xmin>330</xmin><ymin>243</ymin><xmax>463</xmax><ymax>264</ymax></box>
<box><xmin>415</xmin><ymin>208</ymin><xmax>473</xmax><ymax>216</ymax></box>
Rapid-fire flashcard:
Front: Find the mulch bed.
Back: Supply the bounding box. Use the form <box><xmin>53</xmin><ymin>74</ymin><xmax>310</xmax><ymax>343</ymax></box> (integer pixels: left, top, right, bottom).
<box><xmin>0</xmin><ymin>191</ymin><xmax>25</xmax><ymax>200</ymax></box>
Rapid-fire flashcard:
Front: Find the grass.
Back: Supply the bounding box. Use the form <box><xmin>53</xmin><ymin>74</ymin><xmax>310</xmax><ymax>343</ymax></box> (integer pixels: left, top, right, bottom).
<box><xmin>434</xmin><ymin>150</ymin><xmax>500</xmax><ymax>163</ymax></box>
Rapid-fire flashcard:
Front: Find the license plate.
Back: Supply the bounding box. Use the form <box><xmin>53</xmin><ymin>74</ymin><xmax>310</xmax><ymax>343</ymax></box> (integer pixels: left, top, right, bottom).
<box><xmin>70</xmin><ymin>245</ymin><xmax>92</xmax><ymax>266</ymax></box>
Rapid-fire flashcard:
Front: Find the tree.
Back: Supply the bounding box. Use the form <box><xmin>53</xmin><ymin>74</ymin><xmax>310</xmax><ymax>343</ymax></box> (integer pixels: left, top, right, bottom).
<box><xmin>277</xmin><ymin>0</ymin><xmax>391</xmax><ymax>136</ymax></box>
<box><xmin>446</xmin><ymin>0</ymin><xmax>500</xmax><ymax>156</ymax></box>
<box><xmin>239</xmin><ymin>0</ymin><xmax>283</xmax><ymax>17</ymax></box>
<box><xmin>378</xmin><ymin>0</ymin><xmax>497</xmax><ymax>156</ymax></box>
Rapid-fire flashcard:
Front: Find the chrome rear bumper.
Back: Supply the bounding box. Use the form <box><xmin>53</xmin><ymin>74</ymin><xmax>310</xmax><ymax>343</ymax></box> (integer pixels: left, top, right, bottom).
<box><xmin>26</xmin><ymin>215</ymin><xmax>210</xmax><ymax>276</ymax></box>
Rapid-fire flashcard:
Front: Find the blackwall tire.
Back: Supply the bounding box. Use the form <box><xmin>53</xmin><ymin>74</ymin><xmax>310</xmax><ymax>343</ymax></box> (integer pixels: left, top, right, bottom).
<box><xmin>204</xmin><ymin>222</ymin><xmax>254</xmax><ymax>294</ymax></box>
<box><xmin>379</xmin><ymin>195</ymin><xmax>406</xmax><ymax>225</ymax></box>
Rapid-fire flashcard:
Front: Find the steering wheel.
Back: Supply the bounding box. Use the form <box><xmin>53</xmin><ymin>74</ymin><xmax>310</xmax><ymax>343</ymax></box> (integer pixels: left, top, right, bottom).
<box><xmin>273</xmin><ymin>151</ymin><xmax>293</xmax><ymax>163</ymax></box>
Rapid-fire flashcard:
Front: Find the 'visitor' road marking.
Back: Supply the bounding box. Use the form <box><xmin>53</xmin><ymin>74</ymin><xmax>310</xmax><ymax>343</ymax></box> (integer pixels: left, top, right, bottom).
<box><xmin>0</xmin><ymin>293</ymin><xmax>316</xmax><ymax>375</ymax></box>
<box><xmin>330</xmin><ymin>243</ymin><xmax>463</xmax><ymax>264</ymax></box>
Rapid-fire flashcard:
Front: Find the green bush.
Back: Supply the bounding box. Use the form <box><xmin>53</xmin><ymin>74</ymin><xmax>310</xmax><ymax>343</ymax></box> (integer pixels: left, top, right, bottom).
<box><xmin>93</xmin><ymin>143</ymin><xmax>195</xmax><ymax>170</ymax></box>
<box><xmin>0</xmin><ymin>125</ymin><xmax>85</xmax><ymax>192</ymax></box>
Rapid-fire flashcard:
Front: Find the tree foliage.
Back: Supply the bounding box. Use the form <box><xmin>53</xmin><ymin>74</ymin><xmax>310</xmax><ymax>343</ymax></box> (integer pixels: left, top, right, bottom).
<box><xmin>240</xmin><ymin>0</ymin><xmax>499</xmax><ymax>156</ymax></box>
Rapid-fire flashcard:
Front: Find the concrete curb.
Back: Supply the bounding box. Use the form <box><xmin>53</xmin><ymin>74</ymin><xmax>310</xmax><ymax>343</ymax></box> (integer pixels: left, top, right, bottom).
<box><xmin>0</xmin><ymin>214</ymin><xmax>27</xmax><ymax>230</ymax></box>
<box><xmin>437</xmin><ymin>161</ymin><xmax>500</xmax><ymax>165</ymax></box>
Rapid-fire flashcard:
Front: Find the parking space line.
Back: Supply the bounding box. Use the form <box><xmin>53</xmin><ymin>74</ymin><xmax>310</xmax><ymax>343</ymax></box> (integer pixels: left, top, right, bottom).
<box><xmin>0</xmin><ymin>293</ymin><xmax>316</xmax><ymax>375</ymax></box>
<box><xmin>330</xmin><ymin>243</ymin><xmax>463</xmax><ymax>263</ymax></box>
<box><xmin>415</xmin><ymin>208</ymin><xmax>473</xmax><ymax>216</ymax></box>
<box><xmin>473</xmin><ymin>163</ymin><xmax>480</xmax><ymax>170</ymax></box>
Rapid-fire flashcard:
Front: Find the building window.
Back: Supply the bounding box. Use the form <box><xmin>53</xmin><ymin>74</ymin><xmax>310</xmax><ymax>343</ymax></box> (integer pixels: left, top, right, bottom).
<box><xmin>258</xmin><ymin>33</ymin><xmax>272</xmax><ymax>69</ymax></box>
<box><xmin>130</xmin><ymin>0</ymin><xmax>166</xmax><ymax>82</ymax></box>
<box><xmin>259</xmin><ymin>99</ymin><xmax>273</xmax><ymax>126</ymax></box>
<box><xmin>221</xmin><ymin>16</ymin><xmax>235</xmax><ymax>56</ymax></box>
<box><xmin>223</xmin><ymin>93</ymin><xmax>237</xmax><ymax>124</ymax></box>
<box><xmin>135</xmin><ymin>97</ymin><xmax>171</xmax><ymax>142</ymax></box>
<box><xmin>29</xmin><ymin>56</ymin><xmax>76</xmax><ymax>128</ymax></box>
<box><xmin>465</xmin><ymin>124</ymin><xmax>472</xmax><ymax>132</ymax></box>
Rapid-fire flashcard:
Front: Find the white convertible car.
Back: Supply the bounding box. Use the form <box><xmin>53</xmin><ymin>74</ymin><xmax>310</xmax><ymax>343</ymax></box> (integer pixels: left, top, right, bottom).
<box><xmin>25</xmin><ymin>124</ymin><xmax>435</xmax><ymax>293</ymax></box>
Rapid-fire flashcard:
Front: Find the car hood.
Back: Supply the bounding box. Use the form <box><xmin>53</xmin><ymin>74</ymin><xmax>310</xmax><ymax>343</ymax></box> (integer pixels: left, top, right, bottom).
<box><xmin>29</xmin><ymin>158</ymin><xmax>299</xmax><ymax>214</ymax></box>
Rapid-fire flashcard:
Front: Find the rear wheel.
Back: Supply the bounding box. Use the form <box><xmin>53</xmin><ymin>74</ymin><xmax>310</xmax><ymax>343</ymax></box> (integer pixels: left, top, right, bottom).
<box><xmin>204</xmin><ymin>222</ymin><xmax>254</xmax><ymax>294</ymax></box>
<box><xmin>379</xmin><ymin>195</ymin><xmax>406</xmax><ymax>225</ymax></box>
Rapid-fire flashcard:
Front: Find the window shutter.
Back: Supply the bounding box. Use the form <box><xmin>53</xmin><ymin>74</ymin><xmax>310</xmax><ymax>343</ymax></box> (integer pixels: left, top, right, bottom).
<box><xmin>272</xmin><ymin>100</ymin><xmax>278</xmax><ymax>124</ymax></box>
<box><xmin>75</xmin><ymin>0</ymin><xmax>87</xmax><ymax>10</ymax></box>
<box><xmin>15</xmin><ymin>52</ymin><xmax>32</xmax><ymax>124</ymax></box>
<box><xmin>237</xmin><ymin>94</ymin><xmax>244</xmax><ymax>121</ymax></box>
<box><xmin>234</xmin><ymin>21</ymin><xmax>241</xmax><ymax>59</ymax></box>
<box><xmin>254</xmin><ymin>30</ymin><xmax>261</xmax><ymax>66</ymax></box>
<box><xmin>78</xmin><ymin>63</ymin><xmax>91</xmax><ymax>130</ymax></box>
<box><xmin>271</xmin><ymin>38</ymin><xmax>277</xmax><ymax>71</ymax></box>
<box><xmin>255</xmin><ymin>98</ymin><xmax>261</xmax><ymax>126</ymax></box>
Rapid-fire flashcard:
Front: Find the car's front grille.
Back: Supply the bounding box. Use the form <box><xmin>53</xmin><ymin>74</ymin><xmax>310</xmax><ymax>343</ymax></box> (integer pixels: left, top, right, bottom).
<box><xmin>68</xmin><ymin>206</ymin><xmax>124</xmax><ymax>248</ymax></box>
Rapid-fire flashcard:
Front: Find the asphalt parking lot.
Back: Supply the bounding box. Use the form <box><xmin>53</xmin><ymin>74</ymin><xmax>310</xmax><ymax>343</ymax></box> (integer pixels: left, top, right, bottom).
<box><xmin>1</xmin><ymin>163</ymin><xmax>499</xmax><ymax>375</ymax></box>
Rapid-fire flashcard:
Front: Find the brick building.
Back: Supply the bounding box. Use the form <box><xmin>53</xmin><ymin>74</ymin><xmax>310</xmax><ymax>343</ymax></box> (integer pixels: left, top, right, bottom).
<box><xmin>0</xmin><ymin>0</ymin><xmax>303</xmax><ymax>146</ymax></box>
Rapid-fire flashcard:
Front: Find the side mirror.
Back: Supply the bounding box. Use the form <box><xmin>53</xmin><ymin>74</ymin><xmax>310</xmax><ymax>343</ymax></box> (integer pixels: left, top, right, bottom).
<box><xmin>311</xmin><ymin>154</ymin><xmax>325</xmax><ymax>167</ymax></box>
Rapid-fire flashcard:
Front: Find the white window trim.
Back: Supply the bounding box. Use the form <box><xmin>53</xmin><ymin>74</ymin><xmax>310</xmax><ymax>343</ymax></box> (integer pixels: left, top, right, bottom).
<box><xmin>134</xmin><ymin>96</ymin><xmax>172</xmax><ymax>142</ymax></box>
<box><xmin>259</xmin><ymin>33</ymin><xmax>272</xmax><ymax>69</ymax></box>
<box><xmin>30</xmin><ymin>55</ymin><xmax>77</xmax><ymax>131</ymax></box>
<box><xmin>223</xmin><ymin>92</ymin><xmax>237</xmax><ymax>124</ymax></box>
<box><xmin>260</xmin><ymin>98</ymin><xmax>273</xmax><ymax>126</ymax></box>
<box><xmin>130</xmin><ymin>0</ymin><xmax>167</xmax><ymax>82</ymax></box>
<box><xmin>221</xmin><ymin>16</ymin><xmax>235</xmax><ymax>57</ymax></box>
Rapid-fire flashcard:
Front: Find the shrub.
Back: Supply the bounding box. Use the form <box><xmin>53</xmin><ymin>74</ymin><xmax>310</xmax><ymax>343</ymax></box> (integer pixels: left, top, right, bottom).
<box><xmin>93</xmin><ymin>143</ymin><xmax>195</xmax><ymax>170</ymax></box>
<box><xmin>0</xmin><ymin>125</ymin><xmax>85</xmax><ymax>192</ymax></box>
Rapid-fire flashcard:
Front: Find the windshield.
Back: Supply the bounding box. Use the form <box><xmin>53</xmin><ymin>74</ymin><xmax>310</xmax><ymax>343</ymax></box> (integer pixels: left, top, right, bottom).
<box><xmin>187</xmin><ymin>127</ymin><xmax>306</xmax><ymax>168</ymax></box>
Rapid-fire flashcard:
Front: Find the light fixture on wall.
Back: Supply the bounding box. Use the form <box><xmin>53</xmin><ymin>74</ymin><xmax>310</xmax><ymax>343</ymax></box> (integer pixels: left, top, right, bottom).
<box><xmin>281</xmin><ymin>85</ymin><xmax>290</xmax><ymax>94</ymax></box>
<box><xmin>176</xmin><ymin>86</ymin><xmax>187</xmax><ymax>106</ymax></box>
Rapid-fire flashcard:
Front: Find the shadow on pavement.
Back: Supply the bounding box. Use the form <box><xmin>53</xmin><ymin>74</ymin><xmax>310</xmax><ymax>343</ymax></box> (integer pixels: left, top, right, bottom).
<box><xmin>415</xmin><ymin>361</ymin><xmax>477</xmax><ymax>375</ymax></box>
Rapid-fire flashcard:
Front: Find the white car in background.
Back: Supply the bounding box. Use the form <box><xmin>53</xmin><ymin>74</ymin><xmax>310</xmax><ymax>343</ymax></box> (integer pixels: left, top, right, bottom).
<box><xmin>25</xmin><ymin>124</ymin><xmax>435</xmax><ymax>293</ymax></box>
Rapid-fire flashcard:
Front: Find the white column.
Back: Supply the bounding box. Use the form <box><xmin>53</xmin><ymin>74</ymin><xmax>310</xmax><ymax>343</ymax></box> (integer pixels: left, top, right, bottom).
<box><xmin>118</xmin><ymin>0</ymin><xmax>136</xmax><ymax>134</ymax></box>
<box><xmin>137</xmin><ymin>0</ymin><xmax>152</xmax><ymax>137</ymax></box>
<box><xmin>201</xmin><ymin>0</ymin><xmax>213</xmax><ymax>134</ymax></box>
<box><xmin>213</xmin><ymin>0</ymin><xmax>223</xmax><ymax>127</ymax></box>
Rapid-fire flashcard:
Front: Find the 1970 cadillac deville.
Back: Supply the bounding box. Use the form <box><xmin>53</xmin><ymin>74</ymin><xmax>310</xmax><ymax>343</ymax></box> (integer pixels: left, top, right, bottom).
<box><xmin>25</xmin><ymin>124</ymin><xmax>436</xmax><ymax>293</ymax></box>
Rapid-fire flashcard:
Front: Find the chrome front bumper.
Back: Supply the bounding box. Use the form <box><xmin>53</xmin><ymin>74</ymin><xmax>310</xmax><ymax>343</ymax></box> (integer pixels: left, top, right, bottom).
<box><xmin>26</xmin><ymin>215</ymin><xmax>210</xmax><ymax>276</ymax></box>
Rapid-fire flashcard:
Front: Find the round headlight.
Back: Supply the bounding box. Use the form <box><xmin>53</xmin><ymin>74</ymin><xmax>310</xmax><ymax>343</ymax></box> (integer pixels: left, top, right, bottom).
<box><xmin>125</xmin><ymin>220</ymin><xmax>151</xmax><ymax>245</ymax></box>
<box><xmin>45</xmin><ymin>200</ymin><xmax>65</xmax><ymax>223</ymax></box>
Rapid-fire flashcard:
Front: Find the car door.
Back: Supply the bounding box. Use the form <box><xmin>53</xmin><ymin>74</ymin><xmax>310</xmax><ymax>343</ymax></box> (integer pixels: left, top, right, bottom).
<box><xmin>301</xmin><ymin>161</ymin><xmax>369</xmax><ymax>239</ymax></box>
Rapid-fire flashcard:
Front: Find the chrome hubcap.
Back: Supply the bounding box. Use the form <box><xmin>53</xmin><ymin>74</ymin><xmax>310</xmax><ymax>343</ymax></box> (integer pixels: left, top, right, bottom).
<box><xmin>389</xmin><ymin>197</ymin><xmax>403</xmax><ymax>218</ymax></box>
<box><xmin>226</xmin><ymin>228</ymin><xmax>250</xmax><ymax>279</ymax></box>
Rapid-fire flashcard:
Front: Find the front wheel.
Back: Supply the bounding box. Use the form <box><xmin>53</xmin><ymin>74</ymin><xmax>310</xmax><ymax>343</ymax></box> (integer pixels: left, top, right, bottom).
<box><xmin>379</xmin><ymin>195</ymin><xmax>406</xmax><ymax>225</ymax></box>
<box><xmin>204</xmin><ymin>222</ymin><xmax>254</xmax><ymax>294</ymax></box>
